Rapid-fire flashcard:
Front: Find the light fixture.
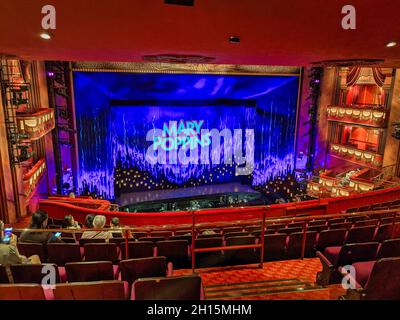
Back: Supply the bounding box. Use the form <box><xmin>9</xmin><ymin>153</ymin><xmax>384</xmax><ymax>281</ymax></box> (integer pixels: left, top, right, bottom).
<box><xmin>40</xmin><ymin>32</ymin><xmax>51</xmax><ymax>40</ymax></box>
<box><xmin>386</xmin><ymin>41</ymin><xmax>397</xmax><ymax>48</ymax></box>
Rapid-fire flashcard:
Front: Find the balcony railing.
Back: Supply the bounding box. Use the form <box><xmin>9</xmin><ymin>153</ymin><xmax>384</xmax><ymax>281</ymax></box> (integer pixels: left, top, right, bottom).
<box><xmin>327</xmin><ymin>105</ymin><xmax>386</xmax><ymax>127</ymax></box>
<box><xmin>330</xmin><ymin>143</ymin><xmax>383</xmax><ymax>168</ymax></box>
<box><xmin>16</xmin><ymin>108</ymin><xmax>55</xmax><ymax>141</ymax></box>
<box><xmin>23</xmin><ymin>158</ymin><xmax>46</xmax><ymax>199</ymax></box>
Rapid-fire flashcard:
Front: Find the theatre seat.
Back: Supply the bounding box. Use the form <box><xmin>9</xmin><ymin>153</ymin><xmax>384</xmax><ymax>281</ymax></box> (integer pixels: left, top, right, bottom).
<box><xmin>329</xmin><ymin>222</ymin><xmax>352</xmax><ymax>230</ymax></box>
<box><xmin>10</xmin><ymin>263</ymin><xmax>60</xmax><ymax>284</ymax></box>
<box><xmin>225</xmin><ymin>235</ymin><xmax>258</xmax><ymax>265</ymax></box>
<box><xmin>341</xmin><ymin>257</ymin><xmax>400</xmax><ymax>300</ymax></box>
<box><xmin>151</xmin><ymin>231</ymin><xmax>173</xmax><ymax>238</ymax></box>
<box><xmin>156</xmin><ymin>240</ymin><xmax>189</xmax><ymax>269</ymax></box>
<box><xmin>132</xmin><ymin>275</ymin><xmax>202</xmax><ymax>300</ymax></box>
<box><xmin>121</xmin><ymin>241</ymin><xmax>154</xmax><ymax>260</ymax></box>
<box><xmin>315</xmin><ymin>229</ymin><xmax>347</xmax><ymax>252</ymax></box>
<box><xmin>194</xmin><ymin>237</ymin><xmax>224</xmax><ymax>268</ymax></box>
<box><xmin>345</xmin><ymin>226</ymin><xmax>376</xmax><ymax>244</ymax></box>
<box><xmin>54</xmin><ymin>281</ymin><xmax>127</xmax><ymax>300</ymax></box>
<box><xmin>47</xmin><ymin>243</ymin><xmax>82</xmax><ymax>266</ymax></box>
<box><xmin>17</xmin><ymin>243</ymin><xmax>46</xmax><ymax>262</ymax></box>
<box><xmin>84</xmin><ymin>243</ymin><xmax>119</xmax><ymax>263</ymax></box>
<box><xmin>263</xmin><ymin>233</ymin><xmax>287</xmax><ymax>261</ymax></box>
<box><xmin>119</xmin><ymin>257</ymin><xmax>167</xmax><ymax>285</ymax></box>
<box><xmin>65</xmin><ymin>261</ymin><xmax>116</xmax><ymax>282</ymax></box>
<box><xmin>78</xmin><ymin>238</ymin><xmax>106</xmax><ymax>246</ymax></box>
<box><xmin>138</xmin><ymin>236</ymin><xmax>165</xmax><ymax>244</ymax></box>
<box><xmin>0</xmin><ymin>284</ymin><xmax>46</xmax><ymax>300</ymax></box>
<box><xmin>375</xmin><ymin>223</ymin><xmax>400</xmax><ymax>242</ymax></box>
<box><xmin>169</xmin><ymin>235</ymin><xmax>192</xmax><ymax>245</ymax></box>
<box><xmin>224</xmin><ymin>231</ymin><xmax>250</xmax><ymax>238</ymax></box>
<box><xmin>316</xmin><ymin>242</ymin><xmax>379</xmax><ymax>285</ymax></box>
<box><xmin>286</xmin><ymin>231</ymin><xmax>317</xmax><ymax>259</ymax></box>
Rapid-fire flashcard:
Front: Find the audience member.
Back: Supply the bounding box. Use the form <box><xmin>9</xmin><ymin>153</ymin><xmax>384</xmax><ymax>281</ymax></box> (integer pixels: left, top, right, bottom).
<box><xmin>81</xmin><ymin>215</ymin><xmax>113</xmax><ymax>242</ymax></box>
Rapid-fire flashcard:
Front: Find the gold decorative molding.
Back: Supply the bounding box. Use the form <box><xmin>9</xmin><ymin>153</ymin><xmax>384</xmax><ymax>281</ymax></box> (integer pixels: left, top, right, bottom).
<box><xmin>71</xmin><ymin>61</ymin><xmax>300</xmax><ymax>76</ymax></box>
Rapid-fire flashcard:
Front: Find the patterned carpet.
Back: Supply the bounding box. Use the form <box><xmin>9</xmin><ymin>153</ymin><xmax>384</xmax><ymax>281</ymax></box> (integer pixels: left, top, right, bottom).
<box><xmin>174</xmin><ymin>258</ymin><xmax>346</xmax><ymax>300</ymax></box>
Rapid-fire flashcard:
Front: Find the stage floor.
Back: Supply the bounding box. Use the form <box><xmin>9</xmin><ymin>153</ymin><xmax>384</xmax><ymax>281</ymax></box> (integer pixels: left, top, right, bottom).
<box><xmin>116</xmin><ymin>182</ymin><xmax>259</xmax><ymax>206</ymax></box>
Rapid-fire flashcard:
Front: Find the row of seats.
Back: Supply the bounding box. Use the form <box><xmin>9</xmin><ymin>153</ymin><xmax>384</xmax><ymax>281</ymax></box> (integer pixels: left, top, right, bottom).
<box><xmin>1</xmin><ymin>256</ymin><xmax>176</xmax><ymax>286</ymax></box>
<box><xmin>0</xmin><ymin>275</ymin><xmax>202</xmax><ymax>300</ymax></box>
<box><xmin>347</xmin><ymin>199</ymin><xmax>400</xmax><ymax>213</ymax></box>
<box><xmin>15</xmin><ymin>221</ymin><xmax>400</xmax><ymax>269</ymax></box>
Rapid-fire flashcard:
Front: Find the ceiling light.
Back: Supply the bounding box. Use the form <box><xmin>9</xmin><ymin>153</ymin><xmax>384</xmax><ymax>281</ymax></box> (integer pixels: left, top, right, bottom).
<box><xmin>40</xmin><ymin>32</ymin><xmax>51</xmax><ymax>40</ymax></box>
<box><xmin>386</xmin><ymin>41</ymin><xmax>397</xmax><ymax>48</ymax></box>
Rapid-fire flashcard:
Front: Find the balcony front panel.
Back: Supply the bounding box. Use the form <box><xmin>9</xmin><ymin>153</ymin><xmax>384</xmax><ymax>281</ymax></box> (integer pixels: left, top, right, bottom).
<box><xmin>23</xmin><ymin>158</ymin><xmax>46</xmax><ymax>199</ymax></box>
<box><xmin>17</xmin><ymin>108</ymin><xmax>55</xmax><ymax>141</ymax></box>
<box><xmin>327</xmin><ymin>105</ymin><xmax>386</xmax><ymax>127</ymax></box>
<box><xmin>330</xmin><ymin>143</ymin><xmax>383</xmax><ymax>168</ymax></box>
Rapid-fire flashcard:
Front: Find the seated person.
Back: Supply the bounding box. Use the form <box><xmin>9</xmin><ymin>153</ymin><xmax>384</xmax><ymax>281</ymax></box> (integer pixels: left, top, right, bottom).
<box><xmin>81</xmin><ymin>215</ymin><xmax>113</xmax><ymax>242</ymax></box>
<box><xmin>84</xmin><ymin>214</ymin><xmax>95</xmax><ymax>228</ymax></box>
<box><xmin>64</xmin><ymin>214</ymin><xmax>81</xmax><ymax>229</ymax></box>
<box><xmin>110</xmin><ymin>217</ymin><xmax>120</xmax><ymax>229</ymax></box>
<box><xmin>19</xmin><ymin>210</ymin><xmax>63</xmax><ymax>244</ymax></box>
<box><xmin>0</xmin><ymin>220</ymin><xmax>41</xmax><ymax>265</ymax></box>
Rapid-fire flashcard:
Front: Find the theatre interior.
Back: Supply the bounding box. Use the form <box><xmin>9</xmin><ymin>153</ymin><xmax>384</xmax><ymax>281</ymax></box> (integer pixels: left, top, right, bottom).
<box><xmin>1</xmin><ymin>1</ymin><xmax>400</xmax><ymax>301</ymax></box>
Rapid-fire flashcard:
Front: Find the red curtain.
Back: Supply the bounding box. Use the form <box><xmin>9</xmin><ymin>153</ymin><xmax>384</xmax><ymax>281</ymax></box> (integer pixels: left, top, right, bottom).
<box><xmin>372</xmin><ymin>68</ymin><xmax>386</xmax><ymax>87</ymax></box>
<box><xmin>346</xmin><ymin>67</ymin><xmax>361</xmax><ymax>86</ymax></box>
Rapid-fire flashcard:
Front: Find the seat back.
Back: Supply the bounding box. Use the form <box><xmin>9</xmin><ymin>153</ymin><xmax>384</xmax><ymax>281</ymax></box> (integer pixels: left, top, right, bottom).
<box><xmin>345</xmin><ymin>226</ymin><xmax>376</xmax><ymax>244</ymax></box>
<box><xmin>65</xmin><ymin>261</ymin><xmax>114</xmax><ymax>282</ymax></box>
<box><xmin>78</xmin><ymin>238</ymin><xmax>106</xmax><ymax>246</ymax></box>
<box><xmin>224</xmin><ymin>231</ymin><xmax>250</xmax><ymax>238</ymax></box>
<box><xmin>336</xmin><ymin>242</ymin><xmax>379</xmax><ymax>267</ymax></box>
<box><xmin>0</xmin><ymin>265</ymin><xmax>9</xmax><ymax>283</ymax></box>
<box><xmin>47</xmin><ymin>243</ymin><xmax>82</xmax><ymax>266</ymax></box>
<box><xmin>10</xmin><ymin>263</ymin><xmax>60</xmax><ymax>284</ymax></box>
<box><xmin>174</xmin><ymin>230</ymin><xmax>192</xmax><ymax>236</ymax></box>
<box><xmin>121</xmin><ymin>241</ymin><xmax>154</xmax><ymax>260</ymax></box>
<box><xmin>362</xmin><ymin>257</ymin><xmax>400</xmax><ymax>299</ymax></box>
<box><xmin>169</xmin><ymin>235</ymin><xmax>192</xmax><ymax>245</ymax></box>
<box><xmin>376</xmin><ymin>238</ymin><xmax>400</xmax><ymax>259</ymax></box>
<box><xmin>330</xmin><ymin>222</ymin><xmax>352</xmax><ymax>230</ymax></box>
<box><xmin>109</xmin><ymin>237</ymin><xmax>125</xmax><ymax>246</ymax></box>
<box><xmin>194</xmin><ymin>237</ymin><xmax>224</xmax><ymax>268</ymax></box>
<box><xmin>286</xmin><ymin>231</ymin><xmax>317</xmax><ymax>258</ymax></box>
<box><xmin>132</xmin><ymin>232</ymin><xmax>148</xmax><ymax>239</ymax></box>
<box><xmin>54</xmin><ymin>281</ymin><xmax>126</xmax><ymax>300</ymax></box>
<box><xmin>133</xmin><ymin>275</ymin><xmax>202</xmax><ymax>300</ymax></box>
<box><xmin>222</xmin><ymin>227</ymin><xmax>242</xmax><ymax>234</ymax></box>
<box><xmin>150</xmin><ymin>231</ymin><xmax>173</xmax><ymax>238</ymax></box>
<box><xmin>84</xmin><ymin>243</ymin><xmax>119</xmax><ymax>263</ymax></box>
<box><xmin>17</xmin><ymin>242</ymin><xmax>46</xmax><ymax>261</ymax></box>
<box><xmin>316</xmin><ymin>229</ymin><xmax>347</xmax><ymax>251</ymax></box>
<box><xmin>354</xmin><ymin>219</ymin><xmax>379</xmax><ymax>228</ymax></box>
<box><xmin>263</xmin><ymin>233</ymin><xmax>287</xmax><ymax>261</ymax></box>
<box><xmin>0</xmin><ymin>284</ymin><xmax>45</xmax><ymax>300</ymax></box>
<box><xmin>225</xmin><ymin>236</ymin><xmax>257</xmax><ymax>265</ymax></box>
<box><xmin>156</xmin><ymin>240</ymin><xmax>189</xmax><ymax>268</ymax></box>
<box><xmin>374</xmin><ymin>223</ymin><xmax>400</xmax><ymax>242</ymax></box>
<box><xmin>138</xmin><ymin>237</ymin><xmax>165</xmax><ymax>244</ymax></box>
<box><xmin>328</xmin><ymin>218</ymin><xmax>346</xmax><ymax>225</ymax></box>
<box><xmin>120</xmin><ymin>257</ymin><xmax>167</xmax><ymax>285</ymax></box>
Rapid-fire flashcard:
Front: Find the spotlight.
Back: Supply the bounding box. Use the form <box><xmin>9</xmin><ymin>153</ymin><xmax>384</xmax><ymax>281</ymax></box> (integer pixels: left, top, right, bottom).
<box><xmin>40</xmin><ymin>32</ymin><xmax>51</xmax><ymax>40</ymax></box>
<box><xmin>386</xmin><ymin>41</ymin><xmax>397</xmax><ymax>48</ymax></box>
<box><xmin>47</xmin><ymin>71</ymin><xmax>55</xmax><ymax>77</ymax></box>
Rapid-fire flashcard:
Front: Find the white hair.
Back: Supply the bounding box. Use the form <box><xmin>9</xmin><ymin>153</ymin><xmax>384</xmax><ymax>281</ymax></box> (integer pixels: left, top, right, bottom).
<box><xmin>93</xmin><ymin>215</ymin><xmax>106</xmax><ymax>228</ymax></box>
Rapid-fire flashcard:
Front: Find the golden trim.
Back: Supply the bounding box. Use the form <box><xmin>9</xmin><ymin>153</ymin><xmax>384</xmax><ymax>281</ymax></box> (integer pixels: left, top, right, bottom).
<box><xmin>71</xmin><ymin>61</ymin><xmax>300</xmax><ymax>76</ymax></box>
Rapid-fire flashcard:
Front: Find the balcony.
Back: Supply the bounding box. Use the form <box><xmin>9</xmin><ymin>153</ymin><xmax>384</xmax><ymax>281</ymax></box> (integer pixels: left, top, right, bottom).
<box><xmin>330</xmin><ymin>143</ymin><xmax>383</xmax><ymax>168</ymax></box>
<box><xmin>23</xmin><ymin>158</ymin><xmax>46</xmax><ymax>200</ymax></box>
<box><xmin>16</xmin><ymin>108</ymin><xmax>55</xmax><ymax>141</ymax></box>
<box><xmin>327</xmin><ymin>105</ymin><xmax>386</xmax><ymax>127</ymax></box>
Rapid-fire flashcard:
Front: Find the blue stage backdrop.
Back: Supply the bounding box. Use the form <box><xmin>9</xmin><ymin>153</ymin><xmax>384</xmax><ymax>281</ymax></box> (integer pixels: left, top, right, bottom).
<box><xmin>73</xmin><ymin>72</ymin><xmax>299</xmax><ymax>199</ymax></box>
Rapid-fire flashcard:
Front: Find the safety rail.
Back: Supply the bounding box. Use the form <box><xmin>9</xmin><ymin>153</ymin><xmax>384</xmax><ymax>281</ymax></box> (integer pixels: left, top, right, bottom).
<box><xmin>9</xmin><ymin>206</ymin><xmax>400</xmax><ymax>275</ymax></box>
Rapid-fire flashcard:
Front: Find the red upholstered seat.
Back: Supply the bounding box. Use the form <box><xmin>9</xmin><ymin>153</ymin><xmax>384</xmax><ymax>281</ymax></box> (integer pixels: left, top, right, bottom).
<box><xmin>351</xmin><ymin>260</ymin><xmax>375</xmax><ymax>287</ymax></box>
<box><xmin>132</xmin><ymin>275</ymin><xmax>202</xmax><ymax>300</ymax></box>
<box><xmin>84</xmin><ymin>243</ymin><xmax>119</xmax><ymax>263</ymax></box>
<box><xmin>119</xmin><ymin>257</ymin><xmax>167</xmax><ymax>285</ymax></box>
<box><xmin>121</xmin><ymin>241</ymin><xmax>154</xmax><ymax>260</ymax></box>
<box><xmin>286</xmin><ymin>231</ymin><xmax>317</xmax><ymax>258</ymax></box>
<box><xmin>0</xmin><ymin>284</ymin><xmax>46</xmax><ymax>300</ymax></box>
<box><xmin>263</xmin><ymin>233</ymin><xmax>287</xmax><ymax>261</ymax></box>
<box><xmin>54</xmin><ymin>280</ymin><xmax>128</xmax><ymax>300</ymax></box>
<box><xmin>156</xmin><ymin>240</ymin><xmax>189</xmax><ymax>269</ymax></box>
<box><xmin>0</xmin><ymin>265</ymin><xmax>9</xmax><ymax>283</ymax></box>
<box><xmin>65</xmin><ymin>261</ymin><xmax>115</xmax><ymax>282</ymax></box>
<box><xmin>316</xmin><ymin>229</ymin><xmax>347</xmax><ymax>252</ymax></box>
<box><xmin>17</xmin><ymin>243</ymin><xmax>46</xmax><ymax>262</ymax></box>
<box><xmin>323</xmin><ymin>246</ymin><xmax>341</xmax><ymax>265</ymax></box>
<box><xmin>345</xmin><ymin>226</ymin><xmax>376</xmax><ymax>244</ymax></box>
<box><xmin>47</xmin><ymin>243</ymin><xmax>82</xmax><ymax>266</ymax></box>
<box><xmin>10</xmin><ymin>263</ymin><xmax>60</xmax><ymax>284</ymax></box>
